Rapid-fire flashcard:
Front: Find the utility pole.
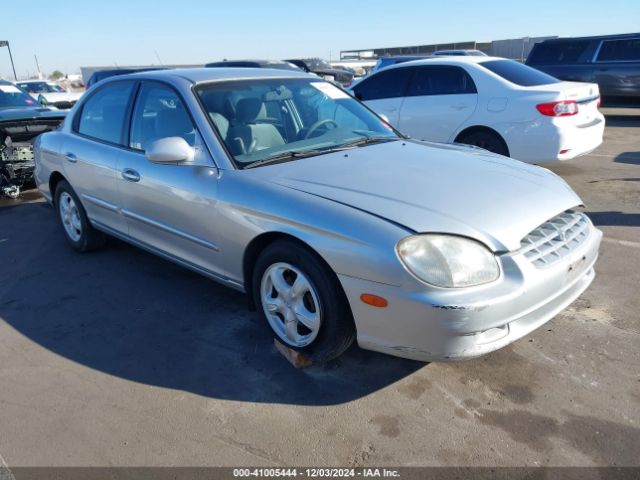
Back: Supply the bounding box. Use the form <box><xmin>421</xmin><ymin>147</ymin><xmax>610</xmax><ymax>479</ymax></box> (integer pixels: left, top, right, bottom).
<box><xmin>34</xmin><ymin>54</ymin><xmax>42</xmax><ymax>79</ymax></box>
<box><xmin>0</xmin><ymin>41</ymin><xmax>18</xmax><ymax>80</ymax></box>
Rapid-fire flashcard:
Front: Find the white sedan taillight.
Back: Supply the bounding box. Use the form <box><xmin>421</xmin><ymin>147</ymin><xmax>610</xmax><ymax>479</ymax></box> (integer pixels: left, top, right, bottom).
<box><xmin>536</xmin><ymin>100</ymin><xmax>579</xmax><ymax>117</ymax></box>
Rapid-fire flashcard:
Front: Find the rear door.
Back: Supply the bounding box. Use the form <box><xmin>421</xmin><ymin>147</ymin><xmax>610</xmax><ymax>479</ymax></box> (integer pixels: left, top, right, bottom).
<box><xmin>63</xmin><ymin>80</ymin><xmax>136</xmax><ymax>234</ymax></box>
<box><xmin>397</xmin><ymin>65</ymin><xmax>478</xmax><ymax>142</ymax></box>
<box><xmin>352</xmin><ymin>67</ymin><xmax>412</xmax><ymax>125</ymax></box>
<box><xmin>593</xmin><ymin>37</ymin><xmax>640</xmax><ymax>102</ymax></box>
<box><xmin>116</xmin><ymin>81</ymin><xmax>223</xmax><ymax>277</ymax></box>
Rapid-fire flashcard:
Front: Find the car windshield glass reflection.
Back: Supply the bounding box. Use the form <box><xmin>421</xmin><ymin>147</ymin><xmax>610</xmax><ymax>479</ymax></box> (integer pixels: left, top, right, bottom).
<box><xmin>0</xmin><ymin>84</ymin><xmax>37</xmax><ymax>108</ymax></box>
<box><xmin>195</xmin><ymin>78</ymin><xmax>398</xmax><ymax>169</ymax></box>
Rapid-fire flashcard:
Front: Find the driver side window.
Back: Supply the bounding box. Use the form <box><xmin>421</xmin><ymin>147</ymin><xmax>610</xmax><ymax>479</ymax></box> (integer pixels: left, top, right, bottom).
<box><xmin>130</xmin><ymin>83</ymin><xmax>196</xmax><ymax>151</ymax></box>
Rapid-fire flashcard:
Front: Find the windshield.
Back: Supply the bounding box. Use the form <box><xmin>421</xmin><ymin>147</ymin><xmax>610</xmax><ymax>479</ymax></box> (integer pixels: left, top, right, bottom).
<box><xmin>195</xmin><ymin>78</ymin><xmax>399</xmax><ymax>169</ymax></box>
<box><xmin>17</xmin><ymin>82</ymin><xmax>65</xmax><ymax>93</ymax></box>
<box><xmin>0</xmin><ymin>84</ymin><xmax>38</xmax><ymax>108</ymax></box>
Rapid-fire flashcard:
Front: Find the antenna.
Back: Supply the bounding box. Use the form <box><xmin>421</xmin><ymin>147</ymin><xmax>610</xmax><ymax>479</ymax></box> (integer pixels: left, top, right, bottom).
<box><xmin>154</xmin><ymin>50</ymin><xmax>164</xmax><ymax>65</ymax></box>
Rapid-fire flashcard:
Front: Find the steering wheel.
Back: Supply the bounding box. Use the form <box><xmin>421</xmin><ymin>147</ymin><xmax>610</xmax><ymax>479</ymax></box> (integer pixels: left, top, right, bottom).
<box><xmin>304</xmin><ymin>119</ymin><xmax>339</xmax><ymax>139</ymax></box>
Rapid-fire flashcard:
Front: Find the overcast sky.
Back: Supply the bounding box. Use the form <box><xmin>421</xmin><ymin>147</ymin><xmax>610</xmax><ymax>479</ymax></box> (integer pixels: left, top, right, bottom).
<box><xmin>1</xmin><ymin>0</ymin><xmax>638</xmax><ymax>79</ymax></box>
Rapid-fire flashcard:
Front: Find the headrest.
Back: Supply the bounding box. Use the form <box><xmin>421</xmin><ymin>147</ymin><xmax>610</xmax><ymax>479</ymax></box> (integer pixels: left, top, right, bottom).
<box><xmin>235</xmin><ymin>97</ymin><xmax>263</xmax><ymax>124</ymax></box>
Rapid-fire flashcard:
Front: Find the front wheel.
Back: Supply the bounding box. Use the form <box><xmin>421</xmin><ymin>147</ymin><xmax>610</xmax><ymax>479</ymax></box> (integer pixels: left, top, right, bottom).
<box><xmin>252</xmin><ymin>240</ymin><xmax>356</xmax><ymax>363</ymax></box>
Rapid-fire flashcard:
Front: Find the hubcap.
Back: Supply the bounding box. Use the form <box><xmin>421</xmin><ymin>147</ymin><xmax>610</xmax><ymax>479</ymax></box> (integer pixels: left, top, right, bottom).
<box><xmin>58</xmin><ymin>192</ymin><xmax>82</xmax><ymax>242</ymax></box>
<box><xmin>260</xmin><ymin>262</ymin><xmax>322</xmax><ymax>347</ymax></box>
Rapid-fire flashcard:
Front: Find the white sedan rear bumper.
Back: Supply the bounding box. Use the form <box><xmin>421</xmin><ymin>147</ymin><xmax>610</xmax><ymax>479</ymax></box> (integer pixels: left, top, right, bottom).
<box><xmin>496</xmin><ymin>114</ymin><xmax>605</xmax><ymax>163</ymax></box>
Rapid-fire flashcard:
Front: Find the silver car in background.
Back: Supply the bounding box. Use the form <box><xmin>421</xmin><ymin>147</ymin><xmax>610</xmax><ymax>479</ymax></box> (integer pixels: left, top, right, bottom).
<box><xmin>34</xmin><ymin>68</ymin><xmax>602</xmax><ymax>363</ymax></box>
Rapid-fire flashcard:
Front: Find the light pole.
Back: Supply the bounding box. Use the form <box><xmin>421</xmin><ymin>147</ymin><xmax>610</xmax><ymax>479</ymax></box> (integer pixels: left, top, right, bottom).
<box><xmin>0</xmin><ymin>41</ymin><xmax>18</xmax><ymax>80</ymax></box>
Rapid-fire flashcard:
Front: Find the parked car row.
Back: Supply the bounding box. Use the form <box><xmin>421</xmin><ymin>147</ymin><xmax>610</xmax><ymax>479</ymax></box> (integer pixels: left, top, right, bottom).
<box><xmin>16</xmin><ymin>80</ymin><xmax>84</xmax><ymax>110</ymax></box>
<box><xmin>33</xmin><ymin>67</ymin><xmax>602</xmax><ymax>364</ymax></box>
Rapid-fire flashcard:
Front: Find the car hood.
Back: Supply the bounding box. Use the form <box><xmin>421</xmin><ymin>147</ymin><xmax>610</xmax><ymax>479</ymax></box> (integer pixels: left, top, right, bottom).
<box><xmin>0</xmin><ymin>107</ymin><xmax>67</xmax><ymax>122</ymax></box>
<box><xmin>254</xmin><ymin>140</ymin><xmax>582</xmax><ymax>252</ymax></box>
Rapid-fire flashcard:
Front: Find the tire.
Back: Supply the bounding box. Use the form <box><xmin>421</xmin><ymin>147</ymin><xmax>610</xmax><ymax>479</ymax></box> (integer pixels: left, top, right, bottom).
<box><xmin>54</xmin><ymin>180</ymin><xmax>106</xmax><ymax>252</ymax></box>
<box><xmin>458</xmin><ymin>130</ymin><xmax>509</xmax><ymax>157</ymax></box>
<box><xmin>252</xmin><ymin>240</ymin><xmax>356</xmax><ymax>363</ymax></box>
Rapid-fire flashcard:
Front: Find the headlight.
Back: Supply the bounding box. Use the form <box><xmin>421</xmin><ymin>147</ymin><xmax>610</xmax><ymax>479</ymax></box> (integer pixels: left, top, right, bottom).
<box><xmin>397</xmin><ymin>234</ymin><xmax>499</xmax><ymax>288</ymax></box>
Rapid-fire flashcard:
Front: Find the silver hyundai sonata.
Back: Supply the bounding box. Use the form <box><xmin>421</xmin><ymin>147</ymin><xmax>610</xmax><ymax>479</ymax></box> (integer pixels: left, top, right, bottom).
<box><xmin>34</xmin><ymin>68</ymin><xmax>602</xmax><ymax>363</ymax></box>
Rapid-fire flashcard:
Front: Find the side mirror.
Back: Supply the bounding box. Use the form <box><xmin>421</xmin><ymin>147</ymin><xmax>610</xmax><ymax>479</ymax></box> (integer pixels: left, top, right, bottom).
<box><xmin>37</xmin><ymin>94</ymin><xmax>47</xmax><ymax>107</ymax></box>
<box><xmin>145</xmin><ymin>137</ymin><xmax>195</xmax><ymax>165</ymax></box>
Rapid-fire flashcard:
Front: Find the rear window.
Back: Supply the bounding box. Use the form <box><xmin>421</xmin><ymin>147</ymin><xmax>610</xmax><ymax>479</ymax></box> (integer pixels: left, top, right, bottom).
<box><xmin>597</xmin><ymin>38</ymin><xmax>640</xmax><ymax>62</ymax></box>
<box><xmin>527</xmin><ymin>41</ymin><xmax>590</xmax><ymax>65</ymax></box>
<box><xmin>479</xmin><ymin>60</ymin><xmax>560</xmax><ymax>87</ymax></box>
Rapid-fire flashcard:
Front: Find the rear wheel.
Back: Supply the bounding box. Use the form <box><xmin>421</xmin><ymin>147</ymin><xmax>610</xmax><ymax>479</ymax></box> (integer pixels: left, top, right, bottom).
<box><xmin>458</xmin><ymin>130</ymin><xmax>509</xmax><ymax>156</ymax></box>
<box><xmin>55</xmin><ymin>180</ymin><xmax>106</xmax><ymax>252</ymax></box>
<box><xmin>252</xmin><ymin>240</ymin><xmax>356</xmax><ymax>363</ymax></box>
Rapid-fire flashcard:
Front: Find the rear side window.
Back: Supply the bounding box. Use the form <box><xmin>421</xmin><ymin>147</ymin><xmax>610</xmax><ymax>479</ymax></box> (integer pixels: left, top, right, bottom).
<box><xmin>407</xmin><ymin>65</ymin><xmax>477</xmax><ymax>96</ymax></box>
<box><xmin>353</xmin><ymin>68</ymin><xmax>412</xmax><ymax>101</ymax></box>
<box><xmin>480</xmin><ymin>60</ymin><xmax>560</xmax><ymax>87</ymax></box>
<box><xmin>527</xmin><ymin>41</ymin><xmax>590</xmax><ymax>65</ymax></box>
<box><xmin>77</xmin><ymin>81</ymin><xmax>135</xmax><ymax>144</ymax></box>
<box><xmin>129</xmin><ymin>82</ymin><xmax>196</xmax><ymax>151</ymax></box>
<box><xmin>597</xmin><ymin>38</ymin><xmax>640</xmax><ymax>62</ymax></box>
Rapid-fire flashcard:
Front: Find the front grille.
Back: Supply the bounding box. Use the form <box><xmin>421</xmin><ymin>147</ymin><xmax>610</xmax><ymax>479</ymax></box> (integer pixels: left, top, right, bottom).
<box><xmin>519</xmin><ymin>211</ymin><xmax>591</xmax><ymax>268</ymax></box>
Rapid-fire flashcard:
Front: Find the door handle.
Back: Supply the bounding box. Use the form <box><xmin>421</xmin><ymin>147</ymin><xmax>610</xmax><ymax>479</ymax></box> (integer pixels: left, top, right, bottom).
<box><xmin>451</xmin><ymin>104</ymin><xmax>469</xmax><ymax>110</ymax></box>
<box><xmin>64</xmin><ymin>152</ymin><xmax>77</xmax><ymax>163</ymax></box>
<box><xmin>121</xmin><ymin>168</ymin><xmax>140</xmax><ymax>183</ymax></box>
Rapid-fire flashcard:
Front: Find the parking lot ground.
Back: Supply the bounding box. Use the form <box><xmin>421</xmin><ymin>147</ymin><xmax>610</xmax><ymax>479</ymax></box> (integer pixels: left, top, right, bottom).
<box><xmin>0</xmin><ymin>110</ymin><xmax>638</xmax><ymax>468</ymax></box>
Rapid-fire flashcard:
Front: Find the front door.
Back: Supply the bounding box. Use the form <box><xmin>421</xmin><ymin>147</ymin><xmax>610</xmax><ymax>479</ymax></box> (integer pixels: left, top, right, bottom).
<box><xmin>397</xmin><ymin>65</ymin><xmax>478</xmax><ymax>142</ymax></box>
<box><xmin>353</xmin><ymin>67</ymin><xmax>413</xmax><ymax>126</ymax></box>
<box><xmin>117</xmin><ymin>81</ymin><xmax>223</xmax><ymax>278</ymax></box>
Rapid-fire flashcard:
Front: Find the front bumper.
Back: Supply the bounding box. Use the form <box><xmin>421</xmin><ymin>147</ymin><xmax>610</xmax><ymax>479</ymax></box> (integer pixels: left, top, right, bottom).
<box><xmin>338</xmin><ymin>223</ymin><xmax>602</xmax><ymax>362</ymax></box>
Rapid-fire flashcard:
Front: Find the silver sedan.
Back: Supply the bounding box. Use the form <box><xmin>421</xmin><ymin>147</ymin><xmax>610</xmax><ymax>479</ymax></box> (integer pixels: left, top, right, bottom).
<box><xmin>34</xmin><ymin>68</ymin><xmax>602</xmax><ymax>363</ymax></box>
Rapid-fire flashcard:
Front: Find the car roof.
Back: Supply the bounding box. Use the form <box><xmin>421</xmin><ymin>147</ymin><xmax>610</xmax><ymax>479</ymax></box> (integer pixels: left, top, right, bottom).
<box><xmin>538</xmin><ymin>32</ymin><xmax>640</xmax><ymax>43</ymax></box>
<box><xmin>207</xmin><ymin>59</ymin><xmax>291</xmax><ymax>65</ymax></box>
<box><xmin>388</xmin><ymin>55</ymin><xmax>502</xmax><ymax>68</ymax></box>
<box><xmin>117</xmin><ymin>67</ymin><xmax>311</xmax><ymax>84</ymax></box>
<box><xmin>17</xmin><ymin>79</ymin><xmax>51</xmax><ymax>83</ymax></box>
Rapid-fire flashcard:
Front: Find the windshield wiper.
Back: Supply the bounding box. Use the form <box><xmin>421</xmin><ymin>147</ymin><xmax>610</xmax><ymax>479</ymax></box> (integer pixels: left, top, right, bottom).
<box><xmin>242</xmin><ymin>149</ymin><xmax>327</xmax><ymax>169</ymax></box>
<box><xmin>242</xmin><ymin>137</ymin><xmax>398</xmax><ymax>169</ymax></box>
<box><xmin>339</xmin><ymin>136</ymin><xmax>398</xmax><ymax>149</ymax></box>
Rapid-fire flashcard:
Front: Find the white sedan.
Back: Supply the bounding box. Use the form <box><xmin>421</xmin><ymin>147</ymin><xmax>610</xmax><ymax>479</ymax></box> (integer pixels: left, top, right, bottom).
<box><xmin>16</xmin><ymin>80</ymin><xmax>84</xmax><ymax>110</ymax></box>
<box><xmin>350</xmin><ymin>56</ymin><xmax>605</xmax><ymax>163</ymax></box>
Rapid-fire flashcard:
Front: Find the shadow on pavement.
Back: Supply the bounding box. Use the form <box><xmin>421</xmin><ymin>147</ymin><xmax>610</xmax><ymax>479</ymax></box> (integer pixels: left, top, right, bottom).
<box><xmin>587</xmin><ymin>211</ymin><xmax>640</xmax><ymax>227</ymax></box>
<box><xmin>614</xmin><ymin>152</ymin><xmax>640</xmax><ymax>165</ymax></box>
<box><xmin>0</xmin><ymin>201</ymin><xmax>423</xmax><ymax>406</ymax></box>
